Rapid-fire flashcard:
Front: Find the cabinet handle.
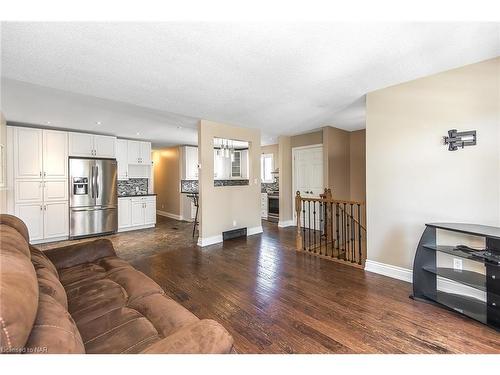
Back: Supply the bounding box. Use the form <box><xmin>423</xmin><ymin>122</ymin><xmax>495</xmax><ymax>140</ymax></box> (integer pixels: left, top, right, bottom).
<box><xmin>43</xmin><ymin>171</ymin><xmax>46</xmax><ymax>177</ymax></box>
<box><xmin>40</xmin><ymin>205</ymin><xmax>43</xmax><ymax>210</ymax></box>
<box><xmin>39</xmin><ymin>171</ymin><xmax>42</xmax><ymax>177</ymax></box>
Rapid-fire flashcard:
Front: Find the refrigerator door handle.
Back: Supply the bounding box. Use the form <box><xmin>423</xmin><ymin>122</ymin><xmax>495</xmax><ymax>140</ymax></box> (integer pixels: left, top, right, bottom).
<box><xmin>96</xmin><ymin>164</ymin><xmax>99</xmax><ymax>199</ymax></box>
<box><xmin>90</xmin><ymin>165</ymin><xmax>95</xmax><ymax>198</ymax></box>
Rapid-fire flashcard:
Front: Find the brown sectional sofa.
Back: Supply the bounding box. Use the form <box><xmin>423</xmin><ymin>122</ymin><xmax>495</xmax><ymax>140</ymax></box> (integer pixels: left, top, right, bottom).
<box><xmin>0</xmin><ymin>214</ymin><xmax>234</xmax><ymax>354</ymax></box>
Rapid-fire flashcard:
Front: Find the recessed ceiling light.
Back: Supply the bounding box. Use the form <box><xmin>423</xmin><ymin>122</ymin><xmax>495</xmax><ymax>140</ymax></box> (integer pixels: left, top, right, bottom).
<box><xmin>46</xmin><ymin>121</ymin><xmax>51</xmax><ymax>125</ymax></box>
<box><xmin>96</xmin><ymin>121</ymin><xmax>101</xmax><ymax>125</ymax></box>
<box><xmin>177</xmin><ymin>126</ymin><xmax>182</xmax><ymax>129</ymax></box>
<box><xmin>136</xmin><ymin>132</ymin><xmax>140</xmax><ymax>136</ymax></box>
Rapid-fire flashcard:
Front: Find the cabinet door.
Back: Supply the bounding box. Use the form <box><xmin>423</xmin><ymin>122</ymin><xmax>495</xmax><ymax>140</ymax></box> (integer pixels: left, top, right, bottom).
<box><xmin>144</xmin><ymin>198</ymin><xmax>156</xmax><ymax>225</ymax></box>
<box><xmin>131</xmin><ymin>199</ymin><xmax>145</xmax><ymax>226</ymax></box>
<box><xmin>44</xmin><ymin>180</ymin><xmax>68</xmax><ymax>202</ymax></box>
<box><xmin>15</xmin><ymin>180</ymin><xmax>43</xmax><ymax>203</ymax></box>
<box><xmin>69</xmin><ymin>132</ymin><xmax>94</xmax><ymax>157</ymax></box>
<box><xmin>15</xmin><ymin>203</ymin><xmax>44</xmax><ymax>241</ymax></box>
<box><xmin>116</xmin><ymin>139</ymin><xmax>129</xmax><ymax>180</ymax></box>
<box><xmin>44</xmin><ymin>201</ymin><xmax>69</xmax><ymax>239</ymax></box>
<box><xmin>14</xmin><ymin>127</ymin><xmax>43</xmax><ymax>179</ymax></box>
<box><xmin>127</xmin><ymin>141</ymin><xmax>141</xmax><ymax>164</ymax></box>
<box><xmin>118</xmin><ymin>198</ymin><xmax>132</xmax><ymax>229</ymax></box>
<box><xmin>43</xmin><ymin>130</ymin><xmax>68</xmax><ymax>179</ymax></box>
<box><xmin>140</xmin><ymin>142</ymin><xmax>152</xmax><ymax>165</ymax></box>
<box><xmin>186</xmin><ymin>146</ymin><xmax>198</xmax><ymax>179</ymax></box>
<box><xmin>94</xmin><ymin>135</ymin><xmax>116</xmax><ymax>158</ymax></box>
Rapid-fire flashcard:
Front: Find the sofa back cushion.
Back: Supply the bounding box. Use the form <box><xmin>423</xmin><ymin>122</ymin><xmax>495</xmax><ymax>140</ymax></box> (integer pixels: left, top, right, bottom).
<box><xmin>0</xmin><ymin>224</ymin><xmax>39</xmax><ymax>353</ymax></box>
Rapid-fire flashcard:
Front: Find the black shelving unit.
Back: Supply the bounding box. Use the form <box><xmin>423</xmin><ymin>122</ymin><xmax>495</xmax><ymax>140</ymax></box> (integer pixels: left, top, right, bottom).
<box><xmin>412</xmin><ymin>223</ymin><xmax>500</xmax><ymax>330</ymax></box>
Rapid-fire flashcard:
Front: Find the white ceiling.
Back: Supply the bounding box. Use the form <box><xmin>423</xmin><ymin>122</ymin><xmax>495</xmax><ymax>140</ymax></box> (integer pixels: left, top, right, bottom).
<box><xmin>1</xmin><ymin>22</ymin><xmax>499</xmax><ymax>147</ymax></box>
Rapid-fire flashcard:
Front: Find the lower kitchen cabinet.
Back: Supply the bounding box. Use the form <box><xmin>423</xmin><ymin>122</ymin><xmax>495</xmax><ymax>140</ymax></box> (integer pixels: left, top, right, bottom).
<box><xmin>118</xmin><ymin>196</ymin><xmax>156</xmax><ymax>232</ymax></box>
<box><xmin>15</xmin><ymin>201</ymin><xmax>68</xmax><ymax>242</ymax></box>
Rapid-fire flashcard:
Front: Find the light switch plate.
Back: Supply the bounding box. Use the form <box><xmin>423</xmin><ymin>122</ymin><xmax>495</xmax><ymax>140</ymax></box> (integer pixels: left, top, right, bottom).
<box><xmin>453</xmin><ymin>258</ymin><xmax>463</xmax><ymax>271</ymax></box>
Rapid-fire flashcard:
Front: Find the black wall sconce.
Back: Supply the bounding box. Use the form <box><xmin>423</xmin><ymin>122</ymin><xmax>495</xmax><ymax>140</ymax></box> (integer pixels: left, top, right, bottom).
<box><xmin>443</xmin><ymin>129</ymin><xmax>476</xmax><ymax>151</ymax></box>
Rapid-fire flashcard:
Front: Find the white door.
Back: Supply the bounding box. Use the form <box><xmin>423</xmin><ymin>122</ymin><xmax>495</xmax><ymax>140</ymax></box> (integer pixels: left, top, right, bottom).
<box><xmin>14</xmin><ymin>127</ymin><xmax>43</xmax><ymax>179</ymax></box>
<box><xmin>44</xmin><ymin>201</ymin><xmax>69</xmax><ymax>239</ymax></box>
<box><xmin>116</xmin><ymin>139</ymin><xmax>129</xmax><ymax>180</ymax></box>
<box><xmin>94</xmin><ymin>135</ymin><xmax>116</xmax><ymax>158</ymax></box>
<box><xmin>186</xmin><ymin>146</ymin><xmax>198</xmax><ymax>179</ymax></box>
<box><xmin>15</xmin><ymin>203</ymin><xmax>44</xmax><ymax>241</ymax></box>
<box><xmin>127</xmin><ymin>141</ymin><xmax>141</xmax><ymax>164</ymax></box>
<box><xmin>15</xmin><ymin>180</ymin><xmax>43</xmax><ymax>203</ymax></box>
<box><xmin>118</xmin><ymin>198</ymin><xmax>132</xmax><ymax>229</ymax></box>
<box><xmin>293</xmin><ymin>146</ymin><xmax>323</xmax><ymax>229</ymax></box>
<box><xmin>140</xmin><ymin>142</ymin><xmax>152</xmax><ymax>165</ymax></box>
<box><xmin>44</xmin><ymin>180</ymin><xmax>68</xmax><ymax>202</ymax></box>
<box><xmin>69</xmin><ymin>132</ymin><xmax>94</xmax><ymax>157</ymax></box>
<box><xmin>43</xmin><ymin>130</ymin><xmax>68</xmax><ymax>179</ymax></box>
<box><xmin>131</xmin><ymin>199</ymin><xmax>145</xmax><ymax>226</ymax></box>
<box><xmin>144</xmin><ymin>198</ymin><xmax>156</xmax><ymax>225</ymax></box>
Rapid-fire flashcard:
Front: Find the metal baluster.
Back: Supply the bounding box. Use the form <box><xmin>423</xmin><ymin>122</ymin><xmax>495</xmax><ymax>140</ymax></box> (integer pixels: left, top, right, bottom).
<box><xmin>358</xmin><ymin>203</ymin><xmax>362</xmax><ymax>265</ymax></box>
<box><xmin>330</xmin><ymin>202</ymin><xmax>334</xmax><ymax>258</ymax></box>
<box><xmin>308</xmin><ymin>201</ymin><xmax>311</xmax><ymax>252</ymax></box>
<box><xmin>350</xmin><ymin>203</ymin><xmax>355</xmax><ymax>263</ymax></box>
<box><xmin>335</xmin><ymin>203</ymin><xmax>340</xmax><ymax>259</ymax></box>
<box><xmin>313</xmin><ymin>201</ymin><xmax>317</xmax><ymax>253</ymax></box>
<box><xmin>319</xmin><ymin>201</ymin><xmax>323</xmax><ymax>255</ymax></box>
<box><xmin>302</xmin><ymin>201</ymin><xmax>306</xmax><ymax>250</ymax></box>
<box><xmin>343</xmin><ymin>203</ymin><xmax>347</xmax><ymax>260</ymax></box>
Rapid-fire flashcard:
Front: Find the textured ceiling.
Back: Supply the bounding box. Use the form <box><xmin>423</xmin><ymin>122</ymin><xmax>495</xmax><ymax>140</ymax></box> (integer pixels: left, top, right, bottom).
<box><xmin>1</xmin><ymin>22</ymin><xmax>499</xmax><ymax>146</ymax></box>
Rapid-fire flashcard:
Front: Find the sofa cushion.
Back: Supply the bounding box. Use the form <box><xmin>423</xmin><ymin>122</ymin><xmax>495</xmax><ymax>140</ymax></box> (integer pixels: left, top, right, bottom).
<box><xmin>0</xmin><ymin>225</ymin><xmax>39</xmax><ymax>353</ymax></box>
<box><xmin>25</xmin><ymin>293</ymin><xmax>85</xmax><ymax>354</ymax></box>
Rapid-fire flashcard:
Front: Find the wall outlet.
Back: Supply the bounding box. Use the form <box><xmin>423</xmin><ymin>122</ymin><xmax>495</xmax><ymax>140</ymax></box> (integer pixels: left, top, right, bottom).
<box><xmin>453</xmin><ymin>258</ymin><xmax>463</xmax><ymax>271</ymax></box>
<box><xmin>233</xmin><ymin>220</ymin><xmax>237</xmax><ymax>227</ymax></box>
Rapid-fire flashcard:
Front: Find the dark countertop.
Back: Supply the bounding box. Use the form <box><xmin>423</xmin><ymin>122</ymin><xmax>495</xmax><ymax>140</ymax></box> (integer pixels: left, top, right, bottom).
<box><xmin>118</xmin><ymin>193</ymin><xmax>157</xmax><ymax>198</ymax></box>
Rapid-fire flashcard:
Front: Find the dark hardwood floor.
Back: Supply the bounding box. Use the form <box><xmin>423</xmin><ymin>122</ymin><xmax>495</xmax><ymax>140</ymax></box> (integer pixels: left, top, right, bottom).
<box><xmin>42</xmin><ymin>216</ymin><xmax>500</xmax><ymax>353</ymax></box>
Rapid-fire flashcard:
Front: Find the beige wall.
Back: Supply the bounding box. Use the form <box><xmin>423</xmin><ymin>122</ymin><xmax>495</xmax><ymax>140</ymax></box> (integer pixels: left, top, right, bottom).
<box><xmin>278</xmin><ymin>136</ymin><xmax>293</xmax><ymax>223</ymax></box>
<box><xmin>0</xmin><ymin>112</ymin><xmax>6</xmax><ymax>212</ymax></box>
<box><xmin>349</xmin><ymin>129</ymin><xmax>366</xmax><ymax>203</ymax></box>
<box><xmin>323</xmin><ymin>126</ymin><xmax>351</xmax><ymax>201</ymax></box>
<box><xmin>153</xmin><ymin>147</ymin><xmax>181</xmax><ymax>216</ymax></box>
<box><xmin>261</xmin><ymin>144</ymin><xmax>279</xmax><ymax>171</ymax></box>
<box><xmin>198</xmin><ymin>120</ymin><xmax>261</xmax><ymax>243</ymax></box>
<box><xmin>366</xmin><ymin>57</ymin><xmax>500</xmax><ymax>270</ymax></box>
<box><xmin>291</xmin><ymin>130</ymin><xmax>322</xmax><ymax>148</ymax></box>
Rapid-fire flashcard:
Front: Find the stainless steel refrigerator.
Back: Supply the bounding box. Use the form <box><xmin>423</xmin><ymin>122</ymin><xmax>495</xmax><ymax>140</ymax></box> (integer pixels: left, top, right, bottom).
<box><xmin>69</xmin><ymin>157</ymin><xmax>118</xmax><ymax>239</ymax></box>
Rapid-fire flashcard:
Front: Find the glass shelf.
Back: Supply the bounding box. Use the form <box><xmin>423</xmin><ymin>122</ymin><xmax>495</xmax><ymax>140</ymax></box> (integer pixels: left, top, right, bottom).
<box><xmin>423</xmin><ymin>291</ymin><xmax>487</xmax><ymax>324</ymax></box>
<box><xmin>422</xmin><ymin>265</ymin><xmax>486</xmax><ymax>292</ymax></box>
<box><xmin>423</xmin><ymin>244</ymin><xmax>500</xmax><ymax>266</ymax></box>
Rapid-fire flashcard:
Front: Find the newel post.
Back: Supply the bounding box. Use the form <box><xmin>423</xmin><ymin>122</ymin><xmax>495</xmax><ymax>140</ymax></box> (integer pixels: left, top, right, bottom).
<box><xmin>295</xmin><ymin>191</ymin><xmax>302</xmax><ymax>250</ymax></box>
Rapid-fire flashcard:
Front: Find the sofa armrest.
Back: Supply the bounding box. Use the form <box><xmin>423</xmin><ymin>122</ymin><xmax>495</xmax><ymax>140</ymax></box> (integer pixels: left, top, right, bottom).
<box><xmin>141</xmin><ymin>319</ymin><xmax>234</xmax><ymax>354</ymax></box>
<box><xmin>44</xmin><ymin>239</ymin><xmax>117</xmax><ymax>270</ymax></box>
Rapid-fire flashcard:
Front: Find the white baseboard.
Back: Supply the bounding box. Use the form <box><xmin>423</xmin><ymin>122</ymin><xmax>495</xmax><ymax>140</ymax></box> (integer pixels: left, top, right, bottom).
<box><xmin>157</xmin><ymin>210</ymin><xmax>183</xmax><ymax>221</ymax></box>
<box><xmin>197</xmin><ymin>234</ymin><xmax>223</xmax><ymax>247</ymax></box>
<box><xmin>118</xmin><ymin>224</ymin><xmax>155</xmax><ymax>233</ymax></box>
<box><xmin>247</xmin><ymin>226</ymin><xmax>263</xmax><ymax>236</ymax></box>
<box><xmin>364</xmin><ymin>260</ymin><xmax>413</xmax><ymax>283</ymax></box>
<box><xmin>32</xmin><ymin>236</ymin><xmax>69</xmax><ymax>245</ymax></box>
<box><xmin>278</xmin><ymin>220</ymin><xmax>295</xmax><ymax>228</ymax></box>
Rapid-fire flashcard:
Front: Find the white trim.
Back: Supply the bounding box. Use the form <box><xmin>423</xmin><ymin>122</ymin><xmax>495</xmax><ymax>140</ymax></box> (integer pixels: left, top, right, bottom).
<box><xmin>278</xmin><ymin>220</ymin><xmax>295</xmax><ymax>228</ymax></box>
<box><xmin>291</xmin><ymin>143</ymin><xmax>324</xmax><ymax>224</ymax></box>
<box><xmin>32</xmin><ymin>236</ymin><xmax>68</xmax><ymax>245</ymax></box>
<box><xmin>118</xmin><ymin>224</ymin><xmax>155</xmax><ymax>233</ymax></box>
<box><xmin>364</xmin><ymin>260</ymin><xmax>413</xmax><ymax>283</ymax></box>
<box><xmin>156</xmin><ymin>210</ymin><xmax>183</xmax><ymax>221</ymax></box>
<box><xmin>247</xmin><ymin>226</ymin><xmax>263</xmax><ymax>236</ymax></box>
<box><xmin>197</xmin><ymin>234</ymin><xmax>223</xmax><ymax>247</ymax></box>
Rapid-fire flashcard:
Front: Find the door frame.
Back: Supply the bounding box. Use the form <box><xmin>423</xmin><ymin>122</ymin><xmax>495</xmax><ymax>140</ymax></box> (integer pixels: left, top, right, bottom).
<box><xmin>291</xmin><ymin>144</ymin><xmax>323</xmax><ymax>223</ymax></box>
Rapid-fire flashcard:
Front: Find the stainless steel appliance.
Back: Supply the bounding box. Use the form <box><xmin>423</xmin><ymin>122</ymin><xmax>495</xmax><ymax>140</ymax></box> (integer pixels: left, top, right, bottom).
<box><xmin>69</xmin><ymin>157</ymin><xmax>118</xmax><ymax>239</ymax></box>
<box><xmin>267</xmin><ymin>192</ymin><xmax>279</xmax><ymax>223</ymax></box>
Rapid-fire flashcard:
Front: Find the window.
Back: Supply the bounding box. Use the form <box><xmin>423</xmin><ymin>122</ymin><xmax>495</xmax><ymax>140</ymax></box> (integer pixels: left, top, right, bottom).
<box><xmin>261</xmin><ymin>153</ymin><xmax>274</xmax><ymax>183</ymax></box>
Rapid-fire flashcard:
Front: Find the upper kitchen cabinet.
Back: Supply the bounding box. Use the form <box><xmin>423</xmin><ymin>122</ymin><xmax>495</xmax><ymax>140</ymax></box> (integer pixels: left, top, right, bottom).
<box><xmin>69</xmin><ymin>132</ymin><xmax>116</xmax><ymax>158</ymax></box>
<box><xmin>43</xmin><ymin>130</ymin><xmax>68</xmax><ymax>179</ymax></box>
<box><xmin>182</xmin><ymin>146</ymin><xmax>198</xmax><ymax>180</ymax></box>
<box><xmin>116</xmin><ymin>139</ymin><xmax>129</xmax><ymax>180</ymax></box>
<box><xmin>14</xmin><ymin>127</ymin><xmax>68</xmax><ymax>180</ymax></box>
<box><xmin>127</xmin><ymin>140</ymin><xmax>151</xmax><ymax>165</ymax></box>
<box><xmin>14</xmin><ymin>127</ymin><xmax>43</xmax><ymax>179</ymax></box>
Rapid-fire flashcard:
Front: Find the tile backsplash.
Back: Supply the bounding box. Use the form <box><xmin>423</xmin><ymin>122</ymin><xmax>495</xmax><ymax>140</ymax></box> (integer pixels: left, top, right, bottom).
<box><xmin>118</xmin><ymin>178</ymin><xmax>148</xmax><ymax>196</ymax></box>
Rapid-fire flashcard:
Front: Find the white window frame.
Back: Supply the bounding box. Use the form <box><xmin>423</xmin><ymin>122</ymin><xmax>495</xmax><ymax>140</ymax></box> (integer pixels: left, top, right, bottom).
<box><xmin>261</xmin><ymin>153</ymin><xmax>274</xmax><ymax>183</ymax></box>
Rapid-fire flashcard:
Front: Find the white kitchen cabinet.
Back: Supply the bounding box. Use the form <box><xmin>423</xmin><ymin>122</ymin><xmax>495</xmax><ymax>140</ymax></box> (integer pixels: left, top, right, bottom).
<box><xmin>15</xmin><ymin>180</ymin><xmax>44</xmax><ymax>203</ymax></box>
<box><xmin>118</xmin><ymin>196</ymin><xmax>156</xmax><ymax>232</ymax></box>
<box><xmin>144</xmin><ymin>198</ymin><xmax>156</xmax><ymax>225</ymax></box>
<box><xmin>44</xmin><ymin>180</ymin><xmax>68</xmax><ymax>202</ymax></box>
<box><xmin>44</xmin><ymin>201</ymin><xmax>69</xmax><ymax>239</ymax></box>
<box><xmin>15</xmin><ymin>203</ymin><xmax>44</xmax><ymax>241</ymax></box>
<box><xmin>127</xmin><ymin>140</ymin><xmax>151</xmax><ymax>165</ymax></box>
<box><xmin>43</xmin><ymin>130</ymin><xmax>68</xmax><ymax>179</ymax></box>
<box><xmin>14</xmin><ymin>127</ymin><xmax>43</xmax><ymax>179</ymax></box>
<box><xmin>116</xmin><ymin>139</ymin><xmax>129</xmax><ymax>180</ymax></box>
<box><xmin>69</xmin><ymin>132</ymin><xmax>116</xmax><ymax>158</ymax></box>
<box><xmin>183</xmin><ymin>146</ymin><xmax>198</xmax><ymax>180</ymax></box>
<box><xmin>118</xmin><ymin>197</ymin><xmax>132</xmax><ymax>229</ymax></box>
<box><xmin>131</xmin><ymin>198</ymin><xmax>146</xmax><ymax>226</ymax></box>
